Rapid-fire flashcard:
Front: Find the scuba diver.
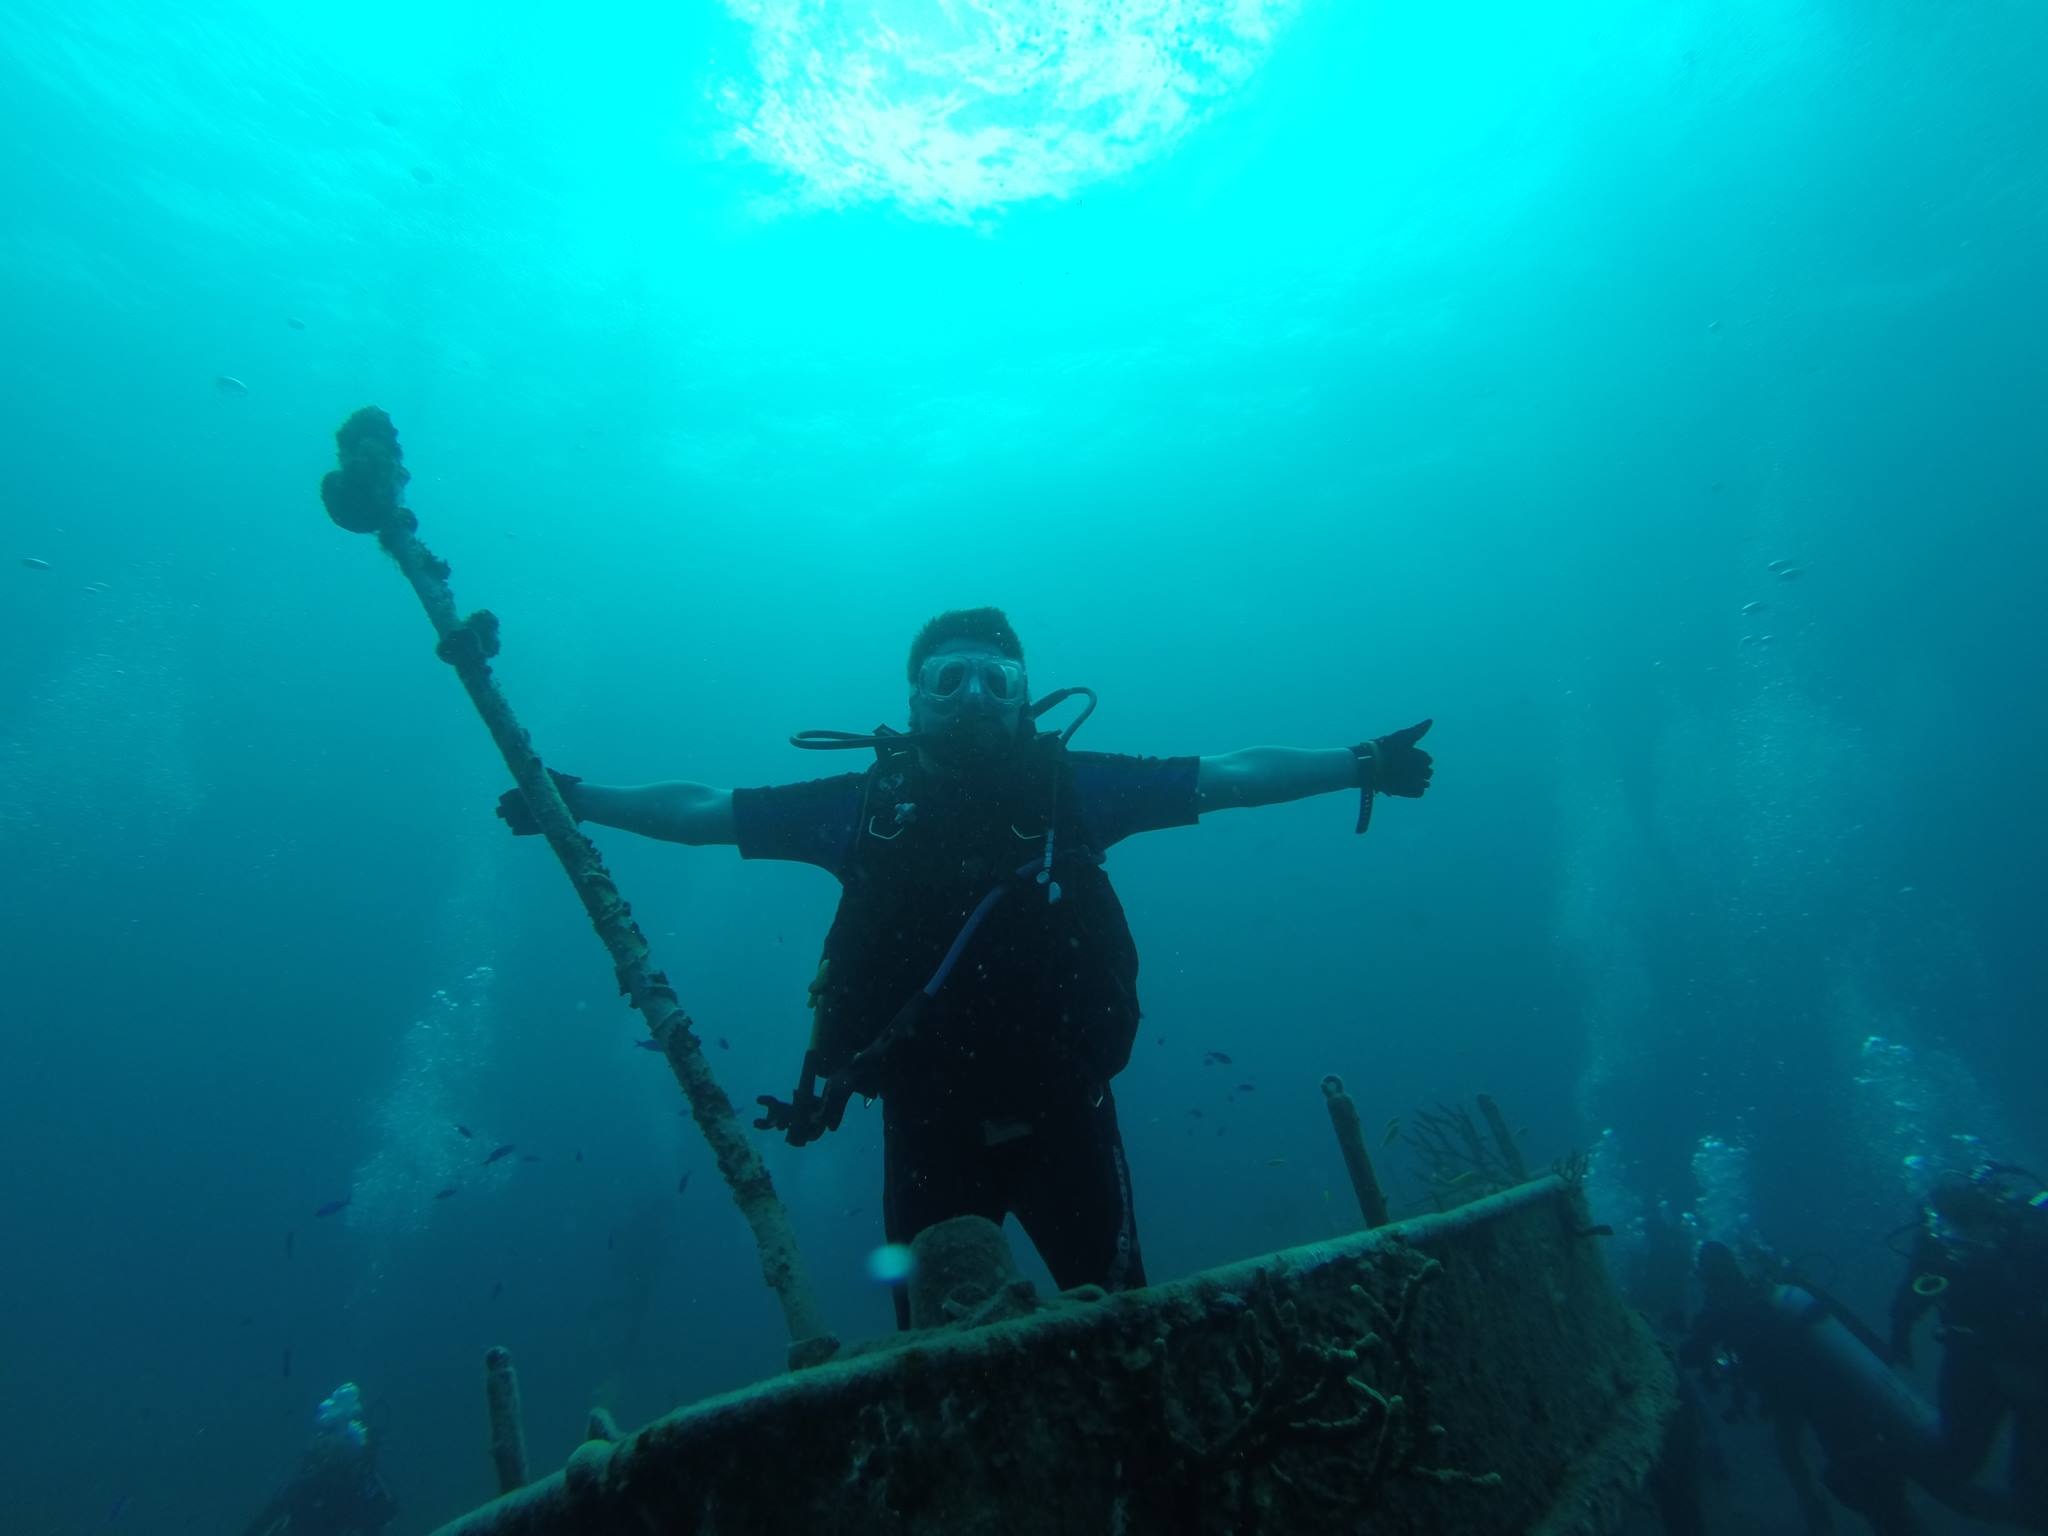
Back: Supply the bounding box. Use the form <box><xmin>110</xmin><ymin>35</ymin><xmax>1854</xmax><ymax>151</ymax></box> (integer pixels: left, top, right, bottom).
<box><xmin>1682</xmin><ymin>1240</ymin><xmax>2021</xmax><ymax>1535</ymax></box>
<box><xmin>1891</xmin><ymin>1163</ymin><xmax>2048</xmax><ymax>1530</ymax></box>
<box><xmin>497</xmin><ymin>607</ymin><xmax>1434</xmax><ymax>1326</ymax></box>
<box><xmin>242</xmin><ymin>1383</ymin><xmax>397</xmax><ymax>1536</ymax></box>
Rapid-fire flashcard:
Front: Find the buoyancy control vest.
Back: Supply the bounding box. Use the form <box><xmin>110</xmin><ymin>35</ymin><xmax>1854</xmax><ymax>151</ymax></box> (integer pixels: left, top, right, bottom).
<box><xmin>807</xmin><ymin>733</ymin><xmax>1142</xmax><ymax>1109</ymax></box>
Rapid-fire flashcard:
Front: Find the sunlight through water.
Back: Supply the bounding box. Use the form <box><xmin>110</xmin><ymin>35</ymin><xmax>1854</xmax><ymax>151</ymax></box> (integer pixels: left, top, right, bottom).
<box><xmin>718</xmin><ymin>0</ymin><xmax>1302</xmax><ymax>218</ymax></box>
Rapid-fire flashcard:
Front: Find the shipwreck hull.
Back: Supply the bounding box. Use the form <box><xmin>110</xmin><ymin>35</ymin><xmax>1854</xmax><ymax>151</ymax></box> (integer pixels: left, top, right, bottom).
<box><xmin>431</xmin><ymin>1175</ymin><xmax>1672</xmax><ymax>1536</ymax></box>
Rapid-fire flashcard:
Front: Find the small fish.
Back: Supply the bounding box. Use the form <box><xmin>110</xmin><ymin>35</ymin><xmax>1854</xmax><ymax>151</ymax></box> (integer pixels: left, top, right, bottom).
<box><xmin>1741</xmin><ymin>600</ymin><xmax>1766</xmax><ymax>616</ymax></box>
<box><xmin>314</xmin><ymin>1197</ymin><xmax>350</xmax><ymax>1218</ymax></box>
<box><xmin>1266</xmin><ymin>1157</ymin><xmax>1288</xmax><ymax>1167</ymax></box>
<box><xmin>634</xmin><ymin>1038</ymin><xmax>663</xmax><ymax>1052</ymax></box>
<box><xmin>484</xmin><ymin>1144</ymin><xmax>516</xmax><ymax>1164</ymax></box>
<box><xmin>282</xmin><ymin>1348</ymin><xmax>293</xmax><ymax>1378</ymax></box>
<box><xmin>455</xmin><ymin>1124</ymin><xmax>473</xmax><ymax>1139</ymax></box>
<box><xmin>20</xmin><ymin>555</ymin><xmax>51</xmax><ymax>570</ymax></box>
<box><xmin>215</xmin><ymin>374</ymin><xmax>247</xmax><ymax>395</ymax></box>
<box><xmin>1775</xmin><ymin>566</ymin><xmax>1803</xmax><ymax>581</ymax></box>
<box><xmin>521</xmin><ymin>1154</ymin><xmax>542</xmax><ymax>1163</ymax></box>
<box><xmin>435</xmin><ymin>1186</ymin><xmax>459</xmax><ymax>1200</ymax></box>
<box><xmin>106</xmin><ymin>1493</ymin><xmax>131</xmax><ymax>1523</ymax></box>
<box><xmin>606</xmin><ymin>1234</ymin><xmax>615</xmax><ymax>1251</ymax></box>
<box><xmin>1188</xmin><ymin>1107</ymin><xmax>1204</xmax><ymax>1119</ymax></box>
<box><xmin>1235</xmin><ymin>1081</ymin><xmax>1255</xmax><ymax>1093</ymax></box>
<box><xmin>677</xmin><ymin>1172</ymin><xmax>692</xmax><ymax>1196</ymax></box>
<box><xmin>717</xmin><ymin>1037</ymin><xmax>730</xmax><ymax>1050</ymax></box>
<box><xmin>411</xmin><ymin>165</ymin><xmax>435</xmax><ymax>184</ymax></box>
<box><xmin>1202</xmin><ymin>1050</ymin><xmax>1232</xmax><ymax>1066</ymax></box>
<box><xmin>285</xmin><ymin>1230</ymin><xmax>295</xmax><ymax>1260</ymax></box>
<box><xmin>1766</xmin><ymin>559</ymin><xmax>1792</xmax><ymax>572</ymax></box>
<box><xmin>285</xmin><ymin>315</ymin><xmax>306</xmax><ymax>330</ymax></box>
<box><xmin>1383</xmin><ymin>1118</ymin><xmax>1402</xmax><ymax>1147</ymax></box>
<box><xmin>491</xmin><ymin>1280</ymin><xmax>503</xmax><ymax>1300</ymax></box>
<box><xmin>83</xmin><ymin>580</ymin><xmax>110</xmax><ymax>593</ymax></box>
<box><xmin>574</xmin><ymin>1149</ymin><xmax>584</xmax><ymax>1164</ymax></box>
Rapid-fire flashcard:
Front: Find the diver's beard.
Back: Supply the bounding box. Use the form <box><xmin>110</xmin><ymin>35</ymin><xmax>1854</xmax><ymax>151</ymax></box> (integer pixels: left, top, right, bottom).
<box><xmin>917</xmin><ymin>713</ymin><xmax>1022</xmax><ymax>773</ymax></box>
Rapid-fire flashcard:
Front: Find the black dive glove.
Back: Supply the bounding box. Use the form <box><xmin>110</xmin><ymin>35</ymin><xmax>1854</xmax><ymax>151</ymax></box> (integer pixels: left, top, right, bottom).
<box><xmin>494</xmin><ymin>769</ymin><xmax>583</xmax><ymax>836</ymax></box>
<box><xmin>754</xmin><ymin>1049</ymin><xmax>881</xmax><ymax>1148</ymax></box>
<box><xmin>755</xmin><ymin>995</ymin><xmax>932</xmax><ymax>1147</ymax></box>
<box><xmin>1352</xmin><ymin>719</ymin><xmax>1434</xmax><ymax>833</ymax></box>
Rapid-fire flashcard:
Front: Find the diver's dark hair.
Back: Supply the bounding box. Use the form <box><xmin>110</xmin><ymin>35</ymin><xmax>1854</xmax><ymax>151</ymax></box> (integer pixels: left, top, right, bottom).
<box><xmin>907</xmin><ymin>607</ymin><xmax>1025</xmax><ymax>683</ymax></box>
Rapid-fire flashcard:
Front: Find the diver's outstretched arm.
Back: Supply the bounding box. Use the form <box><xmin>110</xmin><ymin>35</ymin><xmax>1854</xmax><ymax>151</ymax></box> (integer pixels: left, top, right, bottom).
<box><xmin>570</xmin><ymin>781</ymin><xmax>737</xmax><ymax>845</ymax></box>
<box><xmin>1196</xmin><ymin>747</ymin><xmax>1357</xmax><ymax>811</ymax></box>
<box><xmin>495</xmin><ymin>774</ymin><xmax>737</xmax><ymax>844</ymax></box>
<box><xmin>1197</xmin><ymin>721</ymin><xmax>1434</xmax><ymax>815</ymax></box>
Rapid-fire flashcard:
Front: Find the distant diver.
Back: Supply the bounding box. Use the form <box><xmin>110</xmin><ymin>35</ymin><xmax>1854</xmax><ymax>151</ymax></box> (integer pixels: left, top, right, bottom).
<box><xmin>497</xmin><ymin>606</ymin><xmax>1434</xmax><ymax>1326</ymax></box>
<box><xmin>1683</xmin><ymin>1240</ymin><xmax>2022</xmax><ymax>1534</ymax></box>
<box><xmin>241</xmin><ymin>1382</ymin><xmax>396</xmax><ymax>1536</ymax></box>
<box><xmin>1890</xmin><ymin>1163</ymin><xmax>2048</xmax><ymax>1531</ymax></box>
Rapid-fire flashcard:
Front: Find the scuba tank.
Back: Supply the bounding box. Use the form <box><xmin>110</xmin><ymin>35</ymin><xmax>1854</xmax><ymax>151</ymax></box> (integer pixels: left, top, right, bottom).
<box><xmin>1765</xmin><ymin>1284</ymin><xmax>1943</xmax><ymax>1459</ymax></box>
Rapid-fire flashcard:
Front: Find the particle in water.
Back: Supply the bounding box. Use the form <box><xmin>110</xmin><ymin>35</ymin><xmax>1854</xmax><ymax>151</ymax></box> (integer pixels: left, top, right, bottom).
<box><xmin>867</xmin><ymin>1244</ymin><xmax>916</xmax><ymax>1285</ymax></box>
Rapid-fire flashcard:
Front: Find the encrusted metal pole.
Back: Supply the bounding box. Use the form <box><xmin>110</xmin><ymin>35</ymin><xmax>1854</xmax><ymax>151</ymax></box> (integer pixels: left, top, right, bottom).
<box><xmin>1322</xmin><ymin>1074</ymin><xmax>1391</xmax><ymax>1228</ymax></box>
<box><xmin>321</xmin><ymin>408</ymin><xmax>835</xmax><ymax>1364</ymax></box>
<box><xmin>485</xmin><ymin>1347</ymin><xmax>529</xmax><ymax>1495</ymax></box>
<box><xmin>1476</xmin><ymin>1093</ymin><xmax>1528</xmax><ymax>1183</ymax></box>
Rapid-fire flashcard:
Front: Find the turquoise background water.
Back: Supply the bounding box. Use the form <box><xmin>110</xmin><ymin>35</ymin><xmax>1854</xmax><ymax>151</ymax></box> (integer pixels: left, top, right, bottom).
<box><xmin>2</xmin><ymin>1</ymin><xmax>2043</xmax><ymax>1529</ymax></box>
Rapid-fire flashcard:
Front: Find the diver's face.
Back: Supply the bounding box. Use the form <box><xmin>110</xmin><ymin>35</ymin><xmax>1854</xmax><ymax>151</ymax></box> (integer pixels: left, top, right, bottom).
<box><xmin>910</xmin><ymin>639</ymin><xmax>1027</xmax><ymax>757</ymax></box>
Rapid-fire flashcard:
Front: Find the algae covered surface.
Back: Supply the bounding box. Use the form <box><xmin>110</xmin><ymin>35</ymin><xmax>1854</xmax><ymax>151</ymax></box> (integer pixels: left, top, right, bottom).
<box><xmin>435</xmin><ymin>1179</ymin><xmax>1671</xmax><ymax>1535</ymax></box>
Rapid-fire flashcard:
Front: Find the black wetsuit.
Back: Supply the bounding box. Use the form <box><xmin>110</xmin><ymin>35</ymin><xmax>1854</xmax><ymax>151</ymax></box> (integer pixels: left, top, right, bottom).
<box><xmin>735</xmin><ymin>741</ymin><xmax>1197</xmax><ymax>1326</ymax></box>
<box><xmin>1893</xmin><ymin>1222</ymin><xmax>2048</xmax><ymax>1529</ymax></box>
<box><xmin>883</xmin><ymin>1085</ymin><xmax>1142</xmax><ymax>1310</ymax></box>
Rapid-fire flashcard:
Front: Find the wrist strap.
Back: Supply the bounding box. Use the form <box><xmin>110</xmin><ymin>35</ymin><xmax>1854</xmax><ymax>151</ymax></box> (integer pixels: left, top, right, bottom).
<box><xmin>1351</xmin><ymin>740</ymin><xmax>1379</xmax><ymax>793</ymax></box>
<box><xmin>1351</xmin><ymin>742</ymin><xmax>1377</xmax><ymax>835</ymax></box>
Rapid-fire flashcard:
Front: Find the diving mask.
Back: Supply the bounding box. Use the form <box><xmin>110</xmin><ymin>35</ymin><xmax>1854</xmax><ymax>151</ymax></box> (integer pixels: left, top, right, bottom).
<box><xmin>915</xmin><ymin>651</ymin><xmax>1027</xmax><ymax>712</ymax></box>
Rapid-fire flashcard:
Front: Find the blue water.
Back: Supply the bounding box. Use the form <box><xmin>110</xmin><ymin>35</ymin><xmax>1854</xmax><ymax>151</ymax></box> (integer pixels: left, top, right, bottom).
<box><xmin>2</xmin><ymin>1</ymin><xmax>2042</xmax><ymax>1530</ymax></box>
